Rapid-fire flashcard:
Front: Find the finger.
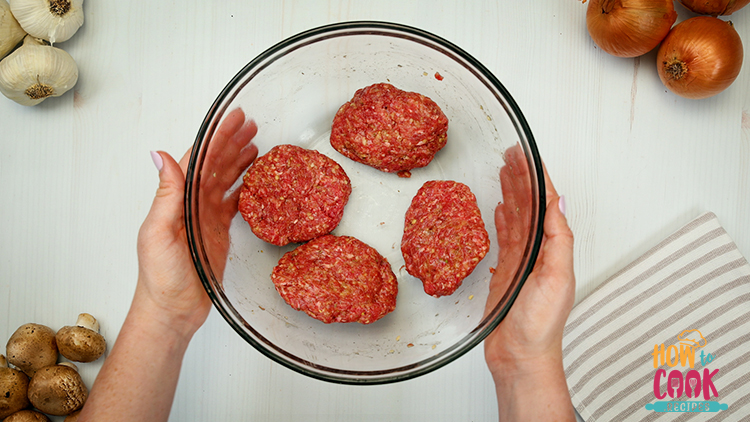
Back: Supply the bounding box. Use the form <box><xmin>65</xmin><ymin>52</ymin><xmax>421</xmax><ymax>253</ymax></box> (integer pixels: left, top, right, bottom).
<box><xmin>237</xmin><ymin>142</ymin><xmax>259</xmax><ymax>173</ymax></box>
<box><xmin>199</xmin><ymin>108</ymin><xmax>247</xmax><ymax>176</ymax></box>
<box><xmin>506</xmin><ymin>143</ymin><xmax>557</xmax><ymax>206</ymax></box>
<box><xmin>499</xmin><ymin>155</ymin><xmax>531</xmax><ymax>212</ymax></box>
<box><xmin>503</xmin><ymin>144</ymin><xmax>527</xmax><ymax>177</ymax></box>
<box><xmin>216</xmin><ymin>120</ymin><xmax>259</xmax><ymax>190</ymax></box>
<box><xmin>215</xmin><ymin>108</ymin><xmax>246</xmax><ymax>146</ymax></box>
<box><xmin>178</xmin><ymin>146</ymin><xmax>192</xmax><ymax>175</ymax></box>
<box><xmin>202</xmin><ymin>134</ymin><xmax>260</xmax><ymax>215</ymax></box>
<box><xmin>498</xmin><ymin>158</ymin><xmax>532</xmax><ymax>247</ymax></box>
<box><xmin>538</xmin><ymin>196</ymin><xmax>574</xmax><ymax>282</ymax></box>
<box><xmin>222</xmin><ymin>144</ymin><xmax>259</xmax><ymax>203</ymax></box>
<box><xmin>544</xmin><ymin>196</ymin><xmax>571</xmax><ymax>241</ymax></box>
<box><xmin>142</xmin><ymin>151</ymin><xmax>186</xmax><ymax>235</ymax></box>
<box><xmin>216</xmin><ymin>144</ymin><xmax>260</xmax><ymax>226</ymax></box>
<box><xmin>542</xmin><ymin>161</ymin><xmax>558</xmax><ymax>204</ymax></box>
<box><xmin>230</xmin><ymin>119</ymin><xmax>258</xmax><ymax>151</ymax></box>
<box><xmin>202</xmin><ymin>115</ymin><xmax>258</xmax><ymax>191</ymax></box>
<box><xmin>495</xmin><ymin>200</ymin><xmax>524</xmax><ymax>247</ymax></box>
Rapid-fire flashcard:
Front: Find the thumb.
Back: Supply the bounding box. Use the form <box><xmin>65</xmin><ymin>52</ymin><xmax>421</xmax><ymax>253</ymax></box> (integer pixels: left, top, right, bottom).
<box><xmin>538</xmin><ymin>196</ymin><xmax>574</xmax><ymax>279</ymax></box>
<box><xmin>144</xmin><ymin>151</ymin><xmax>186</xmax><ymax>233</ymax></box>
<box><xmin>545</xmin><ymin>196</ymin><xmax>571</xmax><ymax>239</ymax></box>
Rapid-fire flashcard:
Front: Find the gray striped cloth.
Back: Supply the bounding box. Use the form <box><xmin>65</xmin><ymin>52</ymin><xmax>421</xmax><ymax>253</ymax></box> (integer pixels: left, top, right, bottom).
<box><xmin>563</xmin><ymin>212</ymin><xmax>750</xmax><ymax>421</ymax></box>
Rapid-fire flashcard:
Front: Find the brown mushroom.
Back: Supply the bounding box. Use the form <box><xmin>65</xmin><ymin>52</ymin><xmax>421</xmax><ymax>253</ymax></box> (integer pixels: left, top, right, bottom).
<box><xmin>2</xmin><ymin>409</ymin><xmax>52</xmax><ymax>422</ymax></box>
<box><xmin>27</xmin><ymin>363</ymin><xmax>87</xmax><ymax>416</ymax></box>
<box><xmin>64</xmin><ymin>409</ymin><xmax>82</xmax><ymax>422</ymax></box>
<box><xmin>0</xmin><ymin>354</ymin><xmax>30</xmax><ymax>419</ymax></box>
<box><xmin>5</xmin><ymin>323</ymin><xmax>58</xmax><ymax>377</ymax></box>
<box><xmin>55</xmin><ymin>313</ymin><xmax>106</xmax><ymax>363</ymax></box>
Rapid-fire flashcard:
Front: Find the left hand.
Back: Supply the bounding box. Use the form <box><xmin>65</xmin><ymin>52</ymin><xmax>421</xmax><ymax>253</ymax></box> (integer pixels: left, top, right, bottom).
<box><xmin>483</xmin><ymin>145</ymin><xmax>576</xmax><ymax>421</ymax></box>
<box><xmin>484</xmin><ymin>145</ymin><xmax>575</xmax><ymax>374</ymax></box>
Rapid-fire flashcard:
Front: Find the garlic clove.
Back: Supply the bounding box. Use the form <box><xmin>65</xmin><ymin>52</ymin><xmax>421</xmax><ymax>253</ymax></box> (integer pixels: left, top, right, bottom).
<box><xmin>0</xmin><ymin>35</ymin><xmax>78</xmax><ymax>106</ymax></box>
<box><xmin>1</xmin><ymin>0</ymin><xmax>26</xmax><ymax>58</ymax></box>
<box><xmin>9</xmin><ymin>0</ymin><xmax>83</xmax><ymax>44</ymax></box>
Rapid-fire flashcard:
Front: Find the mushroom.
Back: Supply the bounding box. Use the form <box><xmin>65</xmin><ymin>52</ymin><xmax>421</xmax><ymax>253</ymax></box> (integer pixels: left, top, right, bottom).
<box><xmin>0</xmin><ymin>354</ymin><xmax>30</xmax><ymax>419</ymax></box>
<box><xmin>55</xmin><ymin>313</ymin><xmax>106</xmax><ymax>362</ymax></box>
<box><xmin>2</xmin><ymin>409</ymin><xmax>52</xmax><ymax>422</ymax></box>
<box><xmin>64</xmin><ymin>409</ymin><xmax>81</xmax><ymax>422</ymax></box>
<box><xmin>27</xmin><ymin>362</ymin><xmax>87</xmax><ymax>416</ymax></box>
<box><xmin>5</xmin><ymin>323</ymin><xmax>58</xmax><ymax>377</ymax></box>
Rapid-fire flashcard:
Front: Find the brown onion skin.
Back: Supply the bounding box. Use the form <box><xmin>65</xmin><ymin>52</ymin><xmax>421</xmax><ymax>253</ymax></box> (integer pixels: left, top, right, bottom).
<box><xmin>587</xmin><ymin>0</ymin><xmax>677</xmax><ymax>58</ymax></box>
<box><xmin>679</xmin><ymin>0</ymin><xmax>750</xmax><ymax>16</ymax></box>
<box><xmin>657</xmin><ymin>17</ymin><xmax>743</xmax><ymax>99</ymax></box>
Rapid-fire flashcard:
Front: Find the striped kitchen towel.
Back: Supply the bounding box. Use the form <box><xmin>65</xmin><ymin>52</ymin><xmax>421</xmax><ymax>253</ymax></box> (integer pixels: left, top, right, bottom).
<box><xmin>563</xmin><ymin>212</ymin><xmax>750</xmax><ymax>421</ymax></box>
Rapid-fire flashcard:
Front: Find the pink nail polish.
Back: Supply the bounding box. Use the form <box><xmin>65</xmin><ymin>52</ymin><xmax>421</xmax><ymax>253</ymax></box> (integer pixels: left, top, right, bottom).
<box><xmin>150</xmin><ymin>151</ymin><xmax>163</xmax><ymax>172</ymax></box>
<box><xmin>558</xmin><ymin>195</ymin><xmax>566</xmax><ymax>216</ymax></box>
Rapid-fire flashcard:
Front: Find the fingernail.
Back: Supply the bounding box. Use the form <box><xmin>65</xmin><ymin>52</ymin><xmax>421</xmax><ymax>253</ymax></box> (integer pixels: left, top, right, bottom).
<box><xmin>558</xmin><ymin>195</ymin><xmax>567</xmax><ymax>217</ymax></box>
<box><xmin>150</xmin><ymin>151</ymin><xmax>163</xmax><ymax>172</ymax></box>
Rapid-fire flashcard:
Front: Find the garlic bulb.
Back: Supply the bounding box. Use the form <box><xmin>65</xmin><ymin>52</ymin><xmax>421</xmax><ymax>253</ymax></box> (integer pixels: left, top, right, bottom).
<box><xmin>1</xmin><ymin>0</ymin><xmax>26</xmax><ymax>57</ymax></box>
<box><xmin>9</xmin><ymin>0</ymin><xmax>83</xmax><ymax>44</ymax></box>
<box><xmin>0</xmin><ymin>35</ymin><xmax>78</xmax><ymax>106</ymax></box>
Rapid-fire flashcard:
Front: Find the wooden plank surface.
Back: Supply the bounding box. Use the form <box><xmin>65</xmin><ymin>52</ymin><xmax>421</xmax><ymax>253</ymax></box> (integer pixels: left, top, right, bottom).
<box><xmin>1</xmin><ymin>1</ymin><xmax>749</xmax><ymax>420</ymax></box>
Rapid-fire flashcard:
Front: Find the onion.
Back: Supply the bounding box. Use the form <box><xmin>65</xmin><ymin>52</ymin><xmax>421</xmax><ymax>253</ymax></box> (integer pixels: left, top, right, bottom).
<box><xmin>657</xmin><ymin>16</ymin><xmax>743</xmax><ymax>99</ymax></box>
<box><xmin>587</xmin><ymin>0</ymin><xmax>677</xmax><ymax>58</ymax></box>
<box><xmin>679</xmin><ymin>0</ymin><xmax>750</xmax><ymax>16</ymax></box>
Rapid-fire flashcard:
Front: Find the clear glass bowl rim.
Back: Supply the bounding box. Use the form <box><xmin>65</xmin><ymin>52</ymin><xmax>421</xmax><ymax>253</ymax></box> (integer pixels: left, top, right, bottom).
<box><xmin>185</xmin><ymin>20</ymin><xmax>546</xmax><ymax>385</ymax></box>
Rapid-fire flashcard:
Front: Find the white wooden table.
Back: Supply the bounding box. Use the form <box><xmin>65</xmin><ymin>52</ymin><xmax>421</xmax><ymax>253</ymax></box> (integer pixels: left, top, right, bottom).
<box><xmin>2</xmin><ymin>1</ymin><xmax>749</xmax><ymax>421</ymax></box>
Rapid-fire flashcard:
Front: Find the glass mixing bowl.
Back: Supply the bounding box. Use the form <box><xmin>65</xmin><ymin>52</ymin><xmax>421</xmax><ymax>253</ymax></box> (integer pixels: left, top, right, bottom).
<box><xmin>185</xmin><ymin>21</ymin><xmax>545</xmax><ymax>384</ymax></box>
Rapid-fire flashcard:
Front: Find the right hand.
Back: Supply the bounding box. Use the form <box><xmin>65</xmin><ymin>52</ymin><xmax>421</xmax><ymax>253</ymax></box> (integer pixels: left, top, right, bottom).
<box><xmin>135</xmin><ymin>108</ymin><xmax>259</xmax><ymax>337</ymax></box>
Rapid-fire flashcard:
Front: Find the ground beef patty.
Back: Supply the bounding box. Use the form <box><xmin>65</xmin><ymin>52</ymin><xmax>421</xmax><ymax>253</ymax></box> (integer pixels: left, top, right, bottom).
<box><xmin>330</xmin><ymin>83</ymin><xmax>448</xmax><ymax>176</ymax></box>
<box><xmin>272</xmin><ymin>235</ymin><xmax>398</xmax><ymax>324</ymax></box>
<box><xmin>401</xmin><ymin>181</ymin><xmax>490</xmax><ymax>297</ymax></box>
<box><xmin>238</xmin><ymin>144</ymin><xmax>351</xmax><ymax>246</ymax></box>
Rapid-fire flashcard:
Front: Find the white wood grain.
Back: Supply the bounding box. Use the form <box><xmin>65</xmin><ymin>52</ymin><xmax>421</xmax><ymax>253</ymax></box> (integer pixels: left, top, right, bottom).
<box><xmin>1</xmin><ymin>1</ymin><xmax>749</xmax><ymax>420</ymax></box>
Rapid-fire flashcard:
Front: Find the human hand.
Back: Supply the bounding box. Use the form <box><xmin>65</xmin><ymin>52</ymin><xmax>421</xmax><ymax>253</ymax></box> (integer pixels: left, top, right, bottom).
<box><xmin>135</xmin><ymin>108</ymin><xmax>258</xmax><ymax>338</ymax></box>
<box><xmin>485</xmin><ymin>145</ymin><xmax>575</xmax><ymax>372</ymax></box>
<box><xmin>77</xmin><ymin>109</ymin><xmax>259</xmax><ymax>422</ymax></box>
<box><xmin>483</xmin><ymin>145</ymin><xmax>576</xmax><ymax>421</ymax></box>
<box><xmin>191</xmin><ymin>108</ymin><xmax>260</xmax><ymax>283</ymax></box>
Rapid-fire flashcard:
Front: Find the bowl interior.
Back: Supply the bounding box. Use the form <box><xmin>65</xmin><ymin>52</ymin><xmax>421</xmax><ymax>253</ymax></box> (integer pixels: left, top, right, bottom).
<box><xmin>186</xmin><ymin>22</ymin><xmax>544</xmax><ymax>384</ymax></box>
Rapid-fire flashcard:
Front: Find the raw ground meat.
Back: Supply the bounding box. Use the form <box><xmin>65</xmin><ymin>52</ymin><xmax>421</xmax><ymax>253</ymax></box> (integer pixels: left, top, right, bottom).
<box><xmin>330</xmin><ymin>83</ymin><xmax>448</xmax><ymax>175</ymax></box>
<box><xmin>238</xmin><ymin>144</ymin><xmax>351</xmax><ymax>246</ymax></box>
<box><xmin>401</xmin><ymin>180</ymin><xmax>490</xmax><ymax>297</ymax></box>
<box><xmin>272</xmin><ymin>235</ymin><xmax>398</xmax><ymax>324</ymax></box>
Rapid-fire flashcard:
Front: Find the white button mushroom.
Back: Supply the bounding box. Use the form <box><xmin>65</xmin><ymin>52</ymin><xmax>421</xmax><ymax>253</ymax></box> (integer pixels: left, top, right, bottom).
<box><xmin>2</xmin><ymin>409</ymin><xmax>52</xmax><ymax>422</ymax></box>
<box><xmin>0</xmin><ymin>354</ymin><xmax>30</xmax><ymax>419</ymax></box>
<box><xmin>5</xmin><ymin>323</ymin><xmax>58</xmax><ymax>377</ymax></box>
<box><xmin>55</xmin><ymin>313</ymin><xmax>106</xmax><ymax>363</ymax></box>
<box><xmin>27</xmin><ymin>362</ymin><xmax>87</xmax><ymax>416</ymax></box>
